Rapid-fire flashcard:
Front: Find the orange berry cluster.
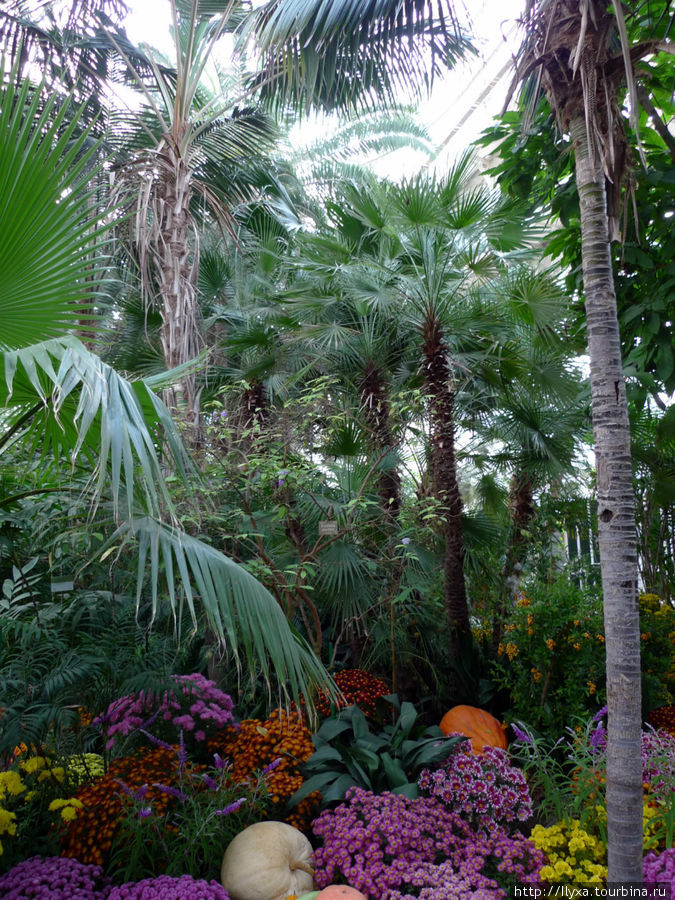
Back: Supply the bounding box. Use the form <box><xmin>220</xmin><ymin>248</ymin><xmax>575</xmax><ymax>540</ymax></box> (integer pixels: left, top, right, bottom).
<box><xmin>208</xmin><ymin>708</ymin><xmax>317</xmax><ymax>829</ymax></box>
<box><xmin>60</xmin><ymin>746</ymin><xmax>194</xmax><ymax>866</ymax></box>
<box><xmin>314</xmin><ymin>669</ymin><xmax>390</xmax><ymax>719</ymax></box>
<box><xmin>647</xmin><ymin>705</ymin><xmax>675</xmax><ymax>738</ymax></box>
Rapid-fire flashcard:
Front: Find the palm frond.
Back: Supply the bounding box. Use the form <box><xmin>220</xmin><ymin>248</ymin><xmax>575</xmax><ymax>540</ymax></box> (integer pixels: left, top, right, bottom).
<box><xmin>0</xmin><ymin>52</ymin><xmax>104</xmax><ymax>350</ymax></box>
<box><xmin>105</xmin><ymin>515</ymin><xmax>331</xmax><ymax>706</ymax></box>
<box><xmin>1</xmin><ymin>338</ymin><xmax>191</xmax><ymax>521</ymax></box>
<box><xmin>249</xmin><ymin>0</ymin><xmax>472</xmax><ymax>114</ymax></box>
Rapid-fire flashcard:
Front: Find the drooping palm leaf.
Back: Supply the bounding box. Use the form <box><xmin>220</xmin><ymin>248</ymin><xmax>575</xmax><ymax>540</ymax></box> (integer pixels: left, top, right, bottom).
<box><xmin>0</xmin><ymin>338</ymin><xmax>191</xmax><ymax>520</ymax></box>
<box><xmin>250</xmin><ymin>0</ymin><xmax>472</xmax><ymax>114</ymax></box>
<box><xmin>103</xmin><ymin>514</ymin><xmax>331</xmax><ymax>704</ymax></box>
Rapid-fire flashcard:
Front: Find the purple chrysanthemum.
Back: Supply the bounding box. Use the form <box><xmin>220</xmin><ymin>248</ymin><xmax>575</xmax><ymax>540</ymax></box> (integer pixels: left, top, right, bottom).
<box><xmin>106</xmin><ymin>875</ymin><xmax>230</xmax><ymax>899</ymax></box>
<box><xmin>96</xmin><ymin>674</ymin><xmax>234</xmax><ymax>751</ymax></box>
<box><xmin>418</xmin><ymin>742</ymin><xmax>532</xmax><ymax>831</ymax></box>
<box><xmin>0</xmin><ymin>855</ymin><xmax>111</xmax><ymax>899</ymax></box>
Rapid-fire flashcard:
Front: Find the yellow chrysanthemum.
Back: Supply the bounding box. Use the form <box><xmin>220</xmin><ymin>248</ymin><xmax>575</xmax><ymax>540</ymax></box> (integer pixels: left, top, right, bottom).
<box><xmin>37</xmin><ymin>766</ymin><xmax>64</xmax><ymax>783</ymax></box>
<box><xmin>20</xmin><ymin>756</ymin><xmax>48</xmax><ymax>775</ymax></box>
<box><xmin>60</xmin><ymin>806</ymin><xmax>79</xmax><ymax>822</ymax></box>
<box><xmin>0</xmin><ymin>771</ymin><xmax>25</xmax><ymax>797</ymax></box>
<box><xmin>0</xmin><ymin>808</ymin><xmax>17</xmax><ymax>836</ymax></box>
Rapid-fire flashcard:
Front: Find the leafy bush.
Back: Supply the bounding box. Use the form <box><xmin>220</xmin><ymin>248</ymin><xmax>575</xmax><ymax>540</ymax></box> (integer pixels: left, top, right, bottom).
<box><xmin>292</xmin><ymin>695</ymin><xmax>464</xmax><ymax>805</ymax></box>
<box><xmin>61</xmin><ymin>741</ymin><xmax>273</xmax><ymax>879</ymax></box>
<box><xmin>490</xmin><ymin>576</ymin><xmax>605</xmax><ymax>734</ymax></box>
<box><xmin>0</xmin><ymin>754</ymin><xmax>100</xmax><ymax>872</ymax></box>
<box><xmin>511</xmin><ymin>713</ymin><xmax>675</xmax><ymax>848</ymax></box>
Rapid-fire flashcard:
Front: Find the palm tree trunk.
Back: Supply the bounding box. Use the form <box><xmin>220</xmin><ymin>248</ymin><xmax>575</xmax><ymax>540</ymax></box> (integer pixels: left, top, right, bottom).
<box><xmin>570</xmin><ymin>113</ymin><xmax>642</xmax><ymax>883</ymax></box>
<box><xmin>154</xmin><ymin>139</ymin><xmax>202</xmax><ymax>441</ymax></box>
<box><xmin>359</xmin><ymin>361</ymin><xmax>401</xmax><ymax>517</ymax></box>
<box><xmin>422</xmin><ymin>316</ymin><xmax>470</xmax><ymax>649</ymax></box>
<box><xmin>492</xmin><ymin>469</ymin><xmax>535</xmax><ymax>653</ymax></box>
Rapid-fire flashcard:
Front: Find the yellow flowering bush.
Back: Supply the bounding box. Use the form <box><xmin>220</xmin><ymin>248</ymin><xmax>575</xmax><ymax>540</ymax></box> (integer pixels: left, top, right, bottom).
<box><xmin>532</xmin><ymin>803</ymin><xmax>670</xmax><ymax>887</ymax></box>
<box><xmin>640</xmin><ymin>594</ymin><xmax>675</xmax><ymax>708</ymax></box>
<box><xmin>531</xmin><ymin>820</ymin><xmax>607</xmax><ymax>884</ymax></box>
<box><xmin>0</xmin><ymin>754</ymin><xmax>101</xmax><ymax>873</ymax></box>
<box><xmin>492</xmin><ymin>576</ymin><xmax>605</xmax><ymax>732</ymax></box>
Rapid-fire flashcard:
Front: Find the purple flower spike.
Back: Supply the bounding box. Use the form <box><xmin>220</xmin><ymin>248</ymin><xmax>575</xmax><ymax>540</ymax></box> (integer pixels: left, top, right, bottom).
<box><xmin>179</xmin><ymin>729</ymin><xmax>188</xmax><ymax>769</ymax></box>
<box><xmin>138</xmin><ymin>806</ymin><xmax>153</xmax><ymax>819</ymax></box>
<box><xmin>511</xmin><ymin>723</ymin><xmax>531</xmax><ymax>744</ymax></box>
<box><xmin>215</xmin><ymin>798</ymin><xmax>246</xmax><ymax>816</ymax></box>
<box><xmin>262</xmin><ymin>757</ymin><xmax>283</xmax><ymax>775</ymax></box>
<box><xmin>153</xmin><ymin>782</ymin><xmax>188</xmax><ymax>802</ymax></box>
<box><xmin>140</xmin><ymin>729</ymin><xmax>174</xmax><ymax>751</ymax></box>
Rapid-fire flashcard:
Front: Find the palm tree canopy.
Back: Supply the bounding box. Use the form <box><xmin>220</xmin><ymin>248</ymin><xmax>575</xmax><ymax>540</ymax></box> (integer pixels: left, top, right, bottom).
<box><xmin>249</xmin><ymin>0</ymin><xmax>473</xmax><ymax>113</ymax></box>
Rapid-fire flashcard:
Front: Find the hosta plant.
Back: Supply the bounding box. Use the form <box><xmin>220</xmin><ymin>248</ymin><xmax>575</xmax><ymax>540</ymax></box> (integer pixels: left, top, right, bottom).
<box><xmin>291</xmin><ymin>695</ymin><xmax>465</xmax><ymax>805</ymax></box>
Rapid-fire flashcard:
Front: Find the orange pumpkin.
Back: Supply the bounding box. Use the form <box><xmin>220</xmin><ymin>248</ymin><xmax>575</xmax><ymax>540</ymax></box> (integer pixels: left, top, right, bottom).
<box><xmin>316</xmin><ymin>889</ymin><xmax>367</xmax><ymax>900</ymax></box>
<box><xmin>439</xmin><ymin>705</ymin><xmax>507</xmax><ymax>754</ymax></box>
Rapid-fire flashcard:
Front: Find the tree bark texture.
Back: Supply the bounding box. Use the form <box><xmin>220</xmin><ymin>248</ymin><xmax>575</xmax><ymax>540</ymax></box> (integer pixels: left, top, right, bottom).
<box><xmin>492</xmin><ymin>470</ymin><xmax>535</xmax><ymax>653</ymax></box>
<box><xmin>153</xmin><ymin>138</ymin><xmax>202</xmax><ymax>439</ymax></box>
<box><xmin>422</xmin><ymin>316</ymin><xmax>470</xmax><ymax>645</ymax></box>
<box><xmin>570</xmin><ymin>113</ymin><xmax>642</xmax><ymax>883</ymax></box>
<box><xmin>359</xmin><ymin>360</ymin><xmax>401</xmax><ymax>517</ymax></box>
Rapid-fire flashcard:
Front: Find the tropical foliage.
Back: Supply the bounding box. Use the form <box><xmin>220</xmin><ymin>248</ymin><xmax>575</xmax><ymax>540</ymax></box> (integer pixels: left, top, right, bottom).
<box><xmin>0</xmin><ymin>0</ymin><xmax>673</xmax><ymax>894</ymax></box>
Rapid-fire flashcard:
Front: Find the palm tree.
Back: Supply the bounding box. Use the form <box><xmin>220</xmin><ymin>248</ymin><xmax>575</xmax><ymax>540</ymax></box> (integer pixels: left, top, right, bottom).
<box><xmin>288</xmin><ymin>159</ymin><xmax>542</xmax><ymax>663</ymax></box>
<box><xmin>102</xmin><ymin>0</ymin><xmax>471</xmax><ymax>439</ymax></box>
<box><xmin>0</xmin><ymin>54</ymin><xmax>331</xmax><ymax>710</ymax></box>
<box><xmin>507</xmin><ymin>1</ymin><xmax>673</xmax><ymax>880</ymax></box>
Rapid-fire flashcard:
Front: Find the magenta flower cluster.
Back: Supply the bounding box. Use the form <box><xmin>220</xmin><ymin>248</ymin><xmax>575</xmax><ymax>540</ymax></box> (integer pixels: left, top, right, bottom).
<box><xmin>644</xmin><ymin>849</ymin><xmax>675</xmax><ymax>892</ymax></box>
<box><xmin>0</xmin><ymin>858</ymin><xmax>231</xmax><ymax>900</ymax></box>
<box><xmin>95</xmin><ymin>673</ymin><xmax>234</xmax><ymax>750</ymax></box>
<box><xmin>0</xmin><ymin>855</ymin><xmax>111</xmax><ymax>899</ymax></box>
<box><xmin>311</xmin><ymin>786</ymin><xmax>544</xmax><ymax>900</ymax></box>
<box><xmin>417</xmin><ymin>742</ymin><xmax>532</xmax><ymax>831</ymax></box>
<box><xmin>107</xmin><ymin>875</ymin><xmax>230</xmax><ymax>899</ymax></box>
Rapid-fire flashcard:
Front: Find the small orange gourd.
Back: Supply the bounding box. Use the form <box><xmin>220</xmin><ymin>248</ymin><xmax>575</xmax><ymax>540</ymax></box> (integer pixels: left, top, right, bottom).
<box><xmin>439</xmin><ymin>705</ymin><xmax>507</xmax><ymax>754</ymax></box>
<box><xmin>316</xmin><ymin>889</ymin><xmax>367</xmax><ymax>900</ymax></box>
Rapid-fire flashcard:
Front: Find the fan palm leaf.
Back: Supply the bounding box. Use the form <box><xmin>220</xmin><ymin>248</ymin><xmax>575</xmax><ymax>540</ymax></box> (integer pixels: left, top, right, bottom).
<box><xmin>0</xmin><ymin>54</ymin><xmax>103</xmax><ymax>351</ymax></box>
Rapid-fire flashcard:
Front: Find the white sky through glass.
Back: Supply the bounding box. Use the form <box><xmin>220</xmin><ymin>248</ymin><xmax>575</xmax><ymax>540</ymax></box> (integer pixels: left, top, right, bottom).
<box><xmin>123</xmin><ymin>0</ymin><xmax>526</xmax><ymax>175</ymax></box>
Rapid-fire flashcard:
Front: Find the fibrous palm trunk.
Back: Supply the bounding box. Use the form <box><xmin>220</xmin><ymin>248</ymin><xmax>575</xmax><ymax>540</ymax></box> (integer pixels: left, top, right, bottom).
<box><xmin>492</xmin><ymin>469</ymin><xmax>535</xmax><ymax>653</ymax></box>
<box><xmin>359</xmin><ymin>360</ymin><xmax>401</xmax><ymax>518</ymax></box>
<box><xmin>422</xmin><ymin>317</ymin><xmax>470</xmax><ymax>653</ymax></box>
<box><xmin>152</xmin><ymin>137</ymin><xmax>202</xmax><ymax>442</ymax></box>
<box><xmin>570</xmin><ymin>113</ymin><xmax>642</xmax><ymax>882</ymax></box>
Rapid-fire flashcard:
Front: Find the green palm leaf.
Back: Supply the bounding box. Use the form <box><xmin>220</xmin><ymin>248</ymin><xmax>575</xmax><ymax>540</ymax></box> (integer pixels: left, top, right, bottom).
<box><xmin>105</xmin><ymin>515</ymin><xmax>330</xmax><ymax>704</ymax></box>
<box><xmin>0</xmin><ymin>53</ymin><xmax>104</xmax><ymax>351</ymax></box>
<box><xmin>0</xmin><ymin>337</ymin><xmax>190</xmax><ymax>520</ymax></box>
<box><xmin>250</xmin><ymin>0</ymin><xmax>472</xmax><ymax>114</ymax></box>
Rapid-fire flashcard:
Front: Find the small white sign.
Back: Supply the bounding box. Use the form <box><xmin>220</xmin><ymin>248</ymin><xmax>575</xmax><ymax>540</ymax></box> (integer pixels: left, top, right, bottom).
<box><xmin>318</xmin><ymin>520</ymin><xmax>338</xmax><ymax>536</ymax></box>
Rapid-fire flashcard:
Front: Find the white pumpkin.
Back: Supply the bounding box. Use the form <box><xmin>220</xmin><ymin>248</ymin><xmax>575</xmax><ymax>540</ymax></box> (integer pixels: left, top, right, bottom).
<box><xmin>221</xmin><ymin>820</ymin><xmax>315</xmax><ymax>900</ymax></box>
